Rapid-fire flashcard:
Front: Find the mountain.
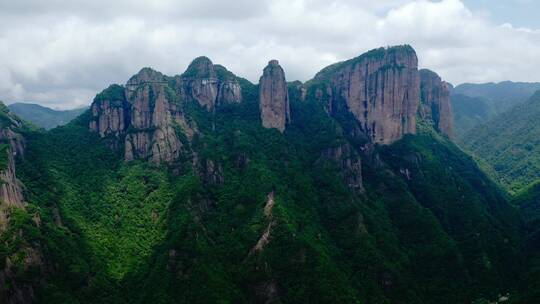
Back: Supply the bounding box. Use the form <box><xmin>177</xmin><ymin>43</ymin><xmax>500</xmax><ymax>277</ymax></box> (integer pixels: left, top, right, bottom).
<box><xmin>451</xmin><ymin>94</ymin><xmax>494</xmax><ymax>139</ymax></box>
<box><xmin>451</xmin><ymin>81</ymin><xmax>540</xmax><ymax>139</ymax></box>
<box><xmin>8</xmin><ymin>102</ymin><xmax>87</xmax><ymax>129</ymax></box>
<box><xmin>0</xmin><ymin>102</ymin><xmax>40</xmax><ymax>304</ymax></box>
<box><xmin>0</xmin><ymin>46</ymin><xmax>534</xmax><ymax>303</ymax></box>
<box><xmin>463</xmin><ymin>90</ymin><xmax>540</xmax><ymax>192</ymax></box>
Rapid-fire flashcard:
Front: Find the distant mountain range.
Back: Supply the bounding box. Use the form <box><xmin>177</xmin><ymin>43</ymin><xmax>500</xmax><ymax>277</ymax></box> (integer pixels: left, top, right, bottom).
<box><xmin>7</xmin><ymin>102</ymin><xmax>87</xmax><ymax>129</ymax></box>
<box><xmin>451</xmin><ymin>81</ymin><xmax>540</xmax><ymax>139</ymax></box>
<box><xmin>463</xmin><ymin>90</ymin><xmax>540</xmax><ymax>192</ymax></box>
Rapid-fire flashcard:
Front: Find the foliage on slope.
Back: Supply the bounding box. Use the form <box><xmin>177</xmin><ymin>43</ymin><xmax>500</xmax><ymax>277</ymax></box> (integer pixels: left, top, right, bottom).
<box><xmin>451</xmin><ymin>94</ymin><xmax>493</xmax><ymax>140</ymax></box>
<box><xmin>8</xmin><ymin>102</ymin><xmax>87</xmax><ymax>130</ymax></box>
<box><xmin>463</xmin><ymin>91</ymin><xmax>540</xmax><ymax>192</ymax></box>
<box><xmin>451</xmin><ymin>82</ymin><xmax>540</xmax><ymax>140</ymax></box>
<box><xmin>2</xmin><ymin>80</ymin><xmax>526</xmax><ymax>304</ymax></box>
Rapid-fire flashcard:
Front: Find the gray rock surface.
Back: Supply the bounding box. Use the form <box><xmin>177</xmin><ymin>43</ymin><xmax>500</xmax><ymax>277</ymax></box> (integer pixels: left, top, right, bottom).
<box><xmin>259</xmin><ymin>60</ymin><xmax>290</xmax><ymax>132</ymax></box>
<box><xmin>419</xmin><ymin>69</ymin><xmax>453</xmax><ymax>137</ymax></box>
<box><xmin>311</xmin><ymin>46</ymin><xmax>420</xmax><ymax>144</ymax></box>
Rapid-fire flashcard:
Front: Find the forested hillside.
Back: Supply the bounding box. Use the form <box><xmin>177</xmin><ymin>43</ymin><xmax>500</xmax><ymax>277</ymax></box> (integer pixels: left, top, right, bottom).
<box><xmin>8</xmin><ymin>103</ymin><xmax>87</xmax><ymax>129</ymax></box>
<box><xmin>0</xmin><ymin>46</ymin><xmax>535</xmax><ymax>304</ymax></box>
<box><xmin>451</xmin><ymin>82</ymin><xmax>540</xmax><ymax>139</ymax></box>
<box><xmin>463</xmin><ymin>91</ymin><xmax>540</xmax><ymax>192</ymax></box>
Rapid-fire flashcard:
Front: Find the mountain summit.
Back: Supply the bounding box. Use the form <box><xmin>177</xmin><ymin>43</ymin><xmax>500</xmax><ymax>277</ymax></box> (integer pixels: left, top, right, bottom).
<box><xmin>89</xmin><ymin>45</ymin><xmax>454</xmax><ymax>165</ymax></box>
<box><xmin>4</xmin><ymin>46</ymin><xmax>527</xmax><ymax>304</ymax></box>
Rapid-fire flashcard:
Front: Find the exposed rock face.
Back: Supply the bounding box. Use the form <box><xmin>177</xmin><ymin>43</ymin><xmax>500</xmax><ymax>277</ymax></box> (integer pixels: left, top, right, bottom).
<box><xmin>318</xmin><ymin>143</ymin><xmax>363</xmax><ymax>192</ymax></box>
<box><xmin>89</xmin><ymin>84</ymin><xmax>128</xmax><ymax>137</ymax></box>
<box><xmin>182</xmin><ymin>57</ymin><xmax>219</xmax><ymax>110</ymax></box>
<box><xmin>249</xmin><ymin>191</ymin><xmax>276</xmax><ymax>255</ymax></box>
<box><xmin>259</xmin><ymin>60</ymin><xmax>290</xmax><ymax>132</ymax></box>
<box><xmin>124</xmin><ymin>68</ymin><xmax>184</xmax><ymax>163</ymax></box>
<box><xmin>419</xmin><ymin>69</ymin><xmax>453</xmax><ymax>137</ymax></box>
<box><xmin>182</xmin><ymin>57</ymin><xmax>242</xmax><ymax>109</ymax></box>
<box><xmin>0</xmin><ymin>104</ymin><xmax>42</xmax><ymax>304</ymax></box>
<box><xmin>0</xmin><ymin>118</ymin><xmax>26</xmax><ymax>229</ymax></box>
<box><xmin>311</xmin><ymin>46</ymin><xmax>420</xmax><ymax>145</ymax></box>
<box><xmin>89</xmin><ymin>57</ymin><xmax>243</xmax><ymax>163</ymax></box>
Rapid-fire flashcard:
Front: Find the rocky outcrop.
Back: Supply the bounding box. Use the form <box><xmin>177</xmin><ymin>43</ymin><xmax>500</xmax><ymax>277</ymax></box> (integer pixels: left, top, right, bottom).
<box><xmin>89</xmin><ymin>84</ymin><xmax>128</xmax><ymax>137</ymax></box>
<box><xmin>181</xmin><ymin>57</ymin><xmax>242</xmax><ymax>109</ymax></box>
<box><xmin>89</xmin><ymin>58</ymin><xmax>243</xmax><ymax>163</ymax></box>
<box><xmin>0</xmin><ymin>130</ymin><xmax>25</xmax><ymax>210</ymax></box>
<box><xmin>249</xmin><ymin>191</ymin><xmax>276</xmax><ymax>255</ymax></box>
<box><xmin>318</xmin><ymin>143</ymin><xmax>363</xmax><ymax>192</ymax></box>
<box><xmin>0</xmin><ymin>113</ymin><xmax>26</xmax><ymax>229</ymax></box>
<box><xmin>0</xmin><ymin>103</ymin><xmax>43</xmax><ymax>304</ymax></box>
<box><xmin>259</xmin><ymin>60</ymin><xmax>290</xmax><ymax>132</ymax></box>
<box><xmin>124</xmin><ymin>68</ymin><xmax>185</xmax><ymax>163</ymax></box>
<box><xmin>310</xmin><ymin>45</ymin><xmax>420</xmax><ymax>144</ymax></box>
<box><xmin>182</xmin><ymin>57</ymin><xmax>219</xmax><ymax>110</ymax></box>
<box><xmin>419</xmin><ymin>69</ymin><xmax>453</xmax><ymax>137</ymax></box>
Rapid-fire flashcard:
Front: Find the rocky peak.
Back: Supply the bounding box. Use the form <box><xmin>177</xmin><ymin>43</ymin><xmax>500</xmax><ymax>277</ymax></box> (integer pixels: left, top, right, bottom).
<box><xmin>183</xmin><ymin>56</ymin><xmax>217</xmax><ymax>79</ymax></box>
<box><xmin>259</xmin><ymin>59</ymin><xmax>290</xmax><ymax>132</ymax></box>
<box><xmin>419</xmin><ymin>69</ymin><xmax>453</xmax><ymax>137</ymax></box>
<box><xmin>89</xmin><ymin>58</ymin><xmax>245</xmax><ymax>163</ymax></box>
<box><xmin>127</xmin><ymin>67</ymin><xmax>167</xmax><ymax>87</ymax></box>
<box><xmin>181</xmin><ymin>56</ymin><xmax>242</xmax><ymax>109</ymax></box>
<box><xmin>89</xmin><ymin>84</ymin><xmax>128</xmax><ymax>138</ymax></box>
<box><xmin>310</xmin><ymin>45</ymin><xmax>420</xmax><ymax>145</ymax></box>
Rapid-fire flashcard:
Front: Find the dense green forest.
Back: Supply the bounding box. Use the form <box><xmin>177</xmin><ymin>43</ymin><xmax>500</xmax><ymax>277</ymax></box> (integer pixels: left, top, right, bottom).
<box><xmin>0</xmin><ymin>76</ymin><xmax>533</xmax><ymax>303</ymax></box>
<box><xmin>463</xmin><ymin>91</ymin><xmax>540</xmax><ymax>193</ymax></box>
<box><xmin>451</xmin><ymin>82</ymin><xmax>540</xmax><ymax>139</ymax></box>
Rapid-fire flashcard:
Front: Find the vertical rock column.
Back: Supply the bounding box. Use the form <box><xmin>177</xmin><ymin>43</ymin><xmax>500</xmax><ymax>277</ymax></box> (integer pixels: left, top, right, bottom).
<box><xmin>419</xmin><ymin>69</ymin><xmax>454</xmax><ymax>138</ymax></box>
<box><xmin>259</xmin><ymin>60</ymin><xmax>290</xmax><ymax>132</ymax></box>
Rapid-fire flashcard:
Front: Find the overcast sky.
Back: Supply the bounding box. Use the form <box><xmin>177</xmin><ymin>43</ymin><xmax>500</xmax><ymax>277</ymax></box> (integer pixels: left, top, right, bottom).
<box><xmin>1</xmin><ymin>0</ymin><xmax>539</xmax><ymax>109</ymax></box>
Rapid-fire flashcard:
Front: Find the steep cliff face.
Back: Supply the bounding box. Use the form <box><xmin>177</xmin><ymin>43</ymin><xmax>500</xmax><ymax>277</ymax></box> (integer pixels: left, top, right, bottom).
<box><xmin>0</xmin><ymin>108</ymin><xmax>26</xmax><ymax>228</ymax></box>
<box><xmin>419</xmin><ymin>69</ymin><xmax>453</xmax><ymax>137</ymax></box>
<box><xmin>89</xmin><ymin>57</ymin><xmax>243</xmax><ymax>163</ymax></box>
<box><xmin>181</xmin><ymin>57</ymin><xmax>242</xmax><ymax>109</ymax></box>
<box><xmin>124</xmin><ymin>68</ymin><xmax>187</xmax><ymax>163</ymax></box>
<box><xmin>0</xmin><ymin>103</ymin><xmax>42</xmax><ymax>304</ymax></box>
<box><xmin>259</xmin><ymin>60</ymin><xmax>290</xmax><ymax>132</ymax></box>
<box><xmin>309</xmin><ymin>46</ymin><xmax>420</xmax><ymax>145</ymax></box>
<box><xmin>89</xmin><ymin>84</ymin><xmax>128</xmax><ymax>137</ymax></box>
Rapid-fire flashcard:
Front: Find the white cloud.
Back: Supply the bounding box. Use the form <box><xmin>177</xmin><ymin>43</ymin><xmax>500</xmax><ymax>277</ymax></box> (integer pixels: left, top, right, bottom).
<box><xmin>0</xmin><ymin>0</ymin><xmax>539</xmax><ymax>109</ymax></box>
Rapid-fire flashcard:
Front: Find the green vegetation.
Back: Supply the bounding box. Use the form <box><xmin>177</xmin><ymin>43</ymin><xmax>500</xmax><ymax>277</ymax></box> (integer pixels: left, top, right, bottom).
<box><xmin>0</xmin><ymin>76</ymin><xmax>531</xmax><ymax>303</ymax></box>
<box><xmin>93</xmin><ymin>84</ymin><xmax>126</xmax><ymax>106</ymax></box>
<box><xmin>182</xmin><ymin>56</ymin><xmax>215</xmax><ymax>78</ymax></box>
<box><xmin>0</xmin><ymin>70</ymin><xmax>540</xmax><ymax>303</ymax></box>
<box><xmin>452</xmin><ymin>81</ymin><xmax>540</xmax><ymax>141</ymax></box>
<box><xmin>8</xmin><ymin>102</ymin><xmax>87</xmax><ymax>130</ymax></box>
<box><xmin>451</xmin><ymin>94</ymin><xmax>493</xmax><ymax>139</ymax></box>
<box><xmin>463</xmin><ymin>91</ymin><xmax>540</xmax><ymax>192</ymax></box>
<box><xmin>0</xmin><ymin>142</ymin><xmax>10</xmax><ymax>170</ymax></box>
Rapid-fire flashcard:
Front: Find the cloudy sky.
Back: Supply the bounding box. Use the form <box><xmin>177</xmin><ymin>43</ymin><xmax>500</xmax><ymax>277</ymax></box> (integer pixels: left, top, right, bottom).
<box><xmin>1</xmin><ymin>0</ymin><xmax>539</xmax><ymax>109</ymax></box>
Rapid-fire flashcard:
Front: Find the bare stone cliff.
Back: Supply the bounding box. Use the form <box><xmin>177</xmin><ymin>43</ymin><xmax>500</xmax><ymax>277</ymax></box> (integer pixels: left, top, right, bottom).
<box><xmin>89</xmin><ymin>57</ymin><xmax>242</xmax><ymax>163</ymax></box>
<box><xmin>0</xmin><ymin>111</ymin><xmax>26</xmax><ymax>228</ymax></box>
<box><xmin>90</xmin><ymin>47</ymin><xmax>455</xmax><ymax>164</ymax></box>
<box><xmin>259</xmin><ymin>60</ymin><xmax>290</xmax><ymax>132</ymax></box>
<box><xmin>181</xmin><ymin>56</ymin><xmax>242</xmax><ymax>110</ymax></box>
<box><xmin>419</xmin><ymin>69</ymin><xmax>453</xmax><ymax>137</ymax></box>
<box><xmin>310</xmin><ymin>45</ymin><xmax>420</xmax><ymax>145</ymax></box>
<box><xmin>0</xmin><ymin>103</ymin><xmax>43</xmax><ymax>304</ymax></box>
